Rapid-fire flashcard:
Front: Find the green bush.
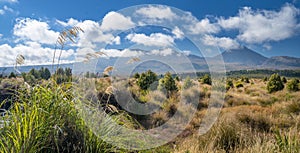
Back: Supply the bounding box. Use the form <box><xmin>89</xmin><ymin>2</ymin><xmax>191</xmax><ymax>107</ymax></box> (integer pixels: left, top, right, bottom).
<box><xmin>201</xmin><ymin>74</ymin><xmax>212</xmax><ymax>85</ymax></box>
<box><xmin>267</xmin><ymin>73</ymin><xmax>284</xmax><ymax>93</ymax></box>
<box><xmin>287</xmin><ymin>78</ymin><xmax>299</xmax><ymax>92</ymax></box>
<box><xmin>281</xmin><ymin>77</ymin><xmax>287</xmax><ymax>84</ymax></box>
<box><xmin>137</xmin><ymin>70</ymin><xmax>157</xmax><ymax>90</ymax></box>
<box><xmin>226</xmin><ymin>80</ymin><xmax>234</xmax><ymax>90</ymax></box>
<box><xmin>0</xmin><ymin>82</ymin><xmax>117</xmax><ymax>152</ymax></box>
<box><xmin>235</xmin><ymin>82</ymin><xmax>244</xmax><ymax>88</ymax></box>
<box><xmin>182</xmin><ymin>76</ymin><xmax>193</xmax><ymax>89</ymax></box>
<box><xmin>8</xmin><ymin>72</ymin><xmax>16</xmax><ymax>78</ymax></box>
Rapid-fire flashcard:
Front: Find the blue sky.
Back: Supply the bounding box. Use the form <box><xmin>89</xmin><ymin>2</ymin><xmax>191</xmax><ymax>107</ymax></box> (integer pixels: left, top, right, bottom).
<box><xmin>0</xmin><ymin>0</ymin><xmax>300</xmax><ymax>66</ymax></box>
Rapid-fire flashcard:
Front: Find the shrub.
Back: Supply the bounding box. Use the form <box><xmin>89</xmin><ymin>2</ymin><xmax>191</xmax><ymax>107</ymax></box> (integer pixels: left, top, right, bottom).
<box><xmin>201</xmin><ymin>74</ymin><xmax>212</xmax><ymax>85</ymax></box>
<box><xmin>137</xmin><ymin>70</ymin><xmax>157</xmax><ymax>90</ymax></box>
<box><xmin>287</xmin><ymin>78</ymin><xmax>299</xmax><ymax>92</ymax></box>
<box><xmin>159</xmin><ymin>72</ymin><xmax>177</xmax><ymax>92</ymax></box>
<box><xmin>8</xmin><ymin>72</ymin><xmax>16</xmax><ymax>78</ymax></box>
<box><xmin>182</xmin><ymin>76</ymin><xmax>194</xmax><ymax>89</ymax></box>
<box><xmin>226</xmin><ymin>79</ymin><xmax>234</xmax><ymax>90</ymax></box>
<box><xmin>133</xmin><ymin>72</ymin><xmax>140</xmax><ymax>79</ymax></box>
<box><xmin>235</xmin><ymin>82</ymin><xmax>244</xmax><ymax>88</ymax></box>
<box><xmin>282</xmin><ymin>77</ymin><xmax>287</xmax><ymax>83</ymax></box>
<box><xmin>267</xmin><ymin>73</ymin><xmax>284</xmax><ymax>93</ymax></box>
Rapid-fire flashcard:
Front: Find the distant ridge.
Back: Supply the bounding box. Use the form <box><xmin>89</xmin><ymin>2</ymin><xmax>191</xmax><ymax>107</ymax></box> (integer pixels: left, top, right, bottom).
<box><xmin>1</xmin><ymin>47</ymin><xmax>300</xmax><ymax>74</ymax></box>
<box><xmin>215</xmin><ymin>46</ymin><xmax>267</xmax><ymax>65</ymax></box>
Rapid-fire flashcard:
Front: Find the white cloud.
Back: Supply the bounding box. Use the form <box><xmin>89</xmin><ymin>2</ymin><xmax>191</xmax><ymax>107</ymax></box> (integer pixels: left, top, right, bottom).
<box><xmin>76</xmin><ymin>20</ymin><xmax>115</xmax><ymax>48</ymax></box>
<box><xmin>182</xmin><ymin>50</ymin><xmax>191</xmax><ymax>55</ymax></box>
<box><xmin>150</xmin><ymin>48</ymin><xmax>173</xmax><ymax>56</ymax></box>
<box><xmin>218</xmin><ymin>4</ymin><xmax>300</xmax><ymax>43</ymax></box>
<box><xmin>56</xmin><ymin>18</ymin><xmax>80</xmax><ymax>27</ymax></box>
<box><xmin>188</xmin><ymin>18</ymin><xmax>220</xmax><ymax>34</ymax></box>
<box><xmin>126</xmin><ymin>33</ymin><xmax>175</xmax><ymax>47</ymax></box>
<box><xmin>0</xmin><ymin>0</ymin><xmax>18</xmax><ymax>3</ymax></box>
<box><xmin>263</xmin><ymin>44</ymin><xmax>272</xmax><ymax>50</ymax></box>
<box><xmin>100</xmin><ymin>11</ymin><xmax>135</xmax><ymax>31</ymax></box>
<box><xmin>172</xmin><ymin>26</ymin><xmax>184</xmax><ymax>39</ymax></box>
<box><xmin>202</xmin><ymin>35</ymin><xmax>240</xmax><ymax>50</ymax></box>
<box><xmin>0</xmin><ymin>34</ymin><xmax>2</xmax><ymax>38</ymax></box>
<box><xmin>13</xmin><ymin>18</ymin><xmax>59</xmax><ymax>45</ymax></box>
<box><xmin>135</xmin><ymin>5</ymin><xmax>177</xmax><ymax>21</ymax></box>
<box><xmin>0</xmin><ymin>5</ymin><xmax>14</xmax><ymax>15</ymax></box>
<box><xmin>0</xmin><ymin>42</ymin><xmax>74</xmax><ymax>66</ymax></box>
<box><xmin>109</xmin><ymin>36</ymin><xmax>121</xmax><ymax>45</ymax></box>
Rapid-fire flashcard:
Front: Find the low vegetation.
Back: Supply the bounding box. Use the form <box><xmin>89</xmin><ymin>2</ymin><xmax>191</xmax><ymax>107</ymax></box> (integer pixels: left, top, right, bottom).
<box><xmin>0</xmin><ymin>69</ymin><xmax>300</xmax><ymax>153</ymax></box>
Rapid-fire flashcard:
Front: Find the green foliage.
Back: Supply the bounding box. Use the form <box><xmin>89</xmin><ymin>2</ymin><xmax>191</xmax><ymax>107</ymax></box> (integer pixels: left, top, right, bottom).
<box><xmin>287</xmin><ymin>78</ymin><xmax>299</xmax><ymax>92</ymax></box>
<box><xmin>282</xmin><ymin>77</ymin><xmax>287</xmax><ymax>84</ymax></box>
<box><xmin>161</xmin><ymin>72</ymin><xmax>177</xmax><ymax>92</ymax></box>
<box><xmin>274</xmin><ymin>130</ymin><xmax>299</xmax><ymax>153</ymax></box>
<box><xmin>0</xmin><ymin>82</ymin><xmax>116</xmax><ymax>152</ymax></box>
<box><xmin>201</xmin><ymin>74</ymin><xmax>212</xmax><ymax>85</ymax></box>
<box><xmin>267</xmin><ymin>73</ymin><xmax>284</xmax><ymax>93</ymax></box>
<box><xmin>226</xmin><ymin>79</ymin><xmax>234</xmax><ymax>90</ymax></box>
<box><xmin>263</xmin><ymin>77</ymin><xmax>268</xmax><ymax>82</ymax></box>
<box><xmin>241</xmin><ymin>76</ymin><xmax>250</xmax><ymax>83</ymax></box>
<box><xmin>54</xmin><ymin>67</ymin><xmax>72</xmax><ymax>84</ymax></box>
<box><xmin>137</xmin><ymin>70</ymin><xmax>157</xmax><ymax>90</ymax></box>
<box><xmin>133</xmin><ymin>72</ymin><xmax>140</xmax><ymax>79</ymax></box>
<box><xmin>29</xmin><ymin>68</ymin><xmax>40</xmax><ymax>79</ymax></box>
<box><xmin>182</xmin><ymin>76</ymin><xmax>193</xmax><ymax>89</ymax></box>
<box><xmin>39</xmin><ymin>67</ymin><xmax>51</xmax><ymax>80</ymax></box>
<box><xmin>8</xmin><ymin>72</ymin><xmax>16</xmax><ymax>78</ymax></box>
<box><xmin>175</xmin><ymin>75</ymin><xmax>180</xmax><ymax>81</ymax></box>
<box><xmin>235</xmin><ymin>82</ymin><xmax>244</xmax><ymax>88</ymax></box>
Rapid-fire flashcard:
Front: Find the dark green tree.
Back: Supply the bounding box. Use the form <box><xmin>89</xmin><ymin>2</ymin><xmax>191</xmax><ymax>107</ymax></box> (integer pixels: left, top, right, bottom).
<box><xmin>162</xmin><ymin>72</ymin><xmax>177</xmax><ymax>92</ymax></box>
<box><xmin>267</xmin><ymin>73</ymin><xmax>284</xmax><ymax>93</ymax></box>
<box><xmin>39</xmin><ymin>67</ymin><xmax>51</xmax><ymax>80</ymax></box>
<box><xmin>8</xmin><ymin>72</ymin><xmax>16</xmax><ymax>78</ymax></box>
<box><xmin>29</xmin><ymin>68</ymin><xmax>40</xmax><ymax>79</ymax></box>
<box><xmin>137</xmin><ymin>70</ymin><xmax>157</xmax><ymax>90</ymax></box>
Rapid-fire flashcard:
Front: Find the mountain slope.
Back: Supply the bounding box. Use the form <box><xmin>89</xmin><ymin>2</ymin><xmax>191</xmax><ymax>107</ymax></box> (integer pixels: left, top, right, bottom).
<box><xmin>216</xmin><ymin>47</ymin><xmax>268</xmax><ymax>65</ymax></box>
<box><xmin>262</xmin><ymin>56</ymin><xmax>300</xmax><ymax>68</ymax></box>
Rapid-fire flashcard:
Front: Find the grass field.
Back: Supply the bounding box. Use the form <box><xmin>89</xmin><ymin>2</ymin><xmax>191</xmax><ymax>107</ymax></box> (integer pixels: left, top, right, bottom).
<box><xmin>0</xmin><ymin>72</ymin><xmax>299</xmax><ymax>153</ymax></box>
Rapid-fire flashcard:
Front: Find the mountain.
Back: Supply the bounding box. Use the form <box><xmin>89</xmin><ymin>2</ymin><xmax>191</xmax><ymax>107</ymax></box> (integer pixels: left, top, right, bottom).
<box><xmin>216</xmin><ymin>46</ymin><xmax>268</xmax><ymax>66</ymax></box>
<box><xmin>262</xmin><ymin>56</ymin><xmax>300</xmax><ymax>69</ymax></box>
<box><xmin>1</xmin><ymin>47</ymin><xmax>300</xmax><ymax>75</ymax></box>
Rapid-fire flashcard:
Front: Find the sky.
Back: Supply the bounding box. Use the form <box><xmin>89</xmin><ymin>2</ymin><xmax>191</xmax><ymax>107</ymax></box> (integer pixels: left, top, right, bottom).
<box><xmin>0</xmin><ymin>0</ymin><xmax>300</xmax><ymax>66</ymax></box>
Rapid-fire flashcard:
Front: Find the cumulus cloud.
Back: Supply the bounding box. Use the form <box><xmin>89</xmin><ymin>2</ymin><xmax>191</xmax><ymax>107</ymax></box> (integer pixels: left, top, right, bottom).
<box><xmin>202</xmin><ymin>35</ymin><xmax>240</xmax><ymax>50</ymax></box>
<box><xmin>218</xmin><ymin>4</ymin><xmax>300</xmax><ymax>43</ymax></box>
<box><xmin>0</xmin><ymin>42</ymin><xmax>74</xmax><ymax>66</ymax></box>
<box><xmin>109</xmin><ymin>36</ymin><xmax>121</xmax><ymax>45</ymax></box>
<box><xmin>150</xmin><ymin>48</ymin><xmax>173</xmax><ymax>56</ymax></box>
<box><xmin>13</xmin><ymin>18</ymin><xmax>59</xmax><ymax>45</ymax></box>
<box><xmin>135</xmin><ymin>5</ymin><xmax>177</xmax><ymax>21</ymax></box>
<box><xmin>126</xmin><ymin>33</ymin><xmax>175</xmax><ymax>47</ymax></box>
<box><xmin>100</xmin><ymin>11</ymin><xmax>135</xmax><ymax>31</ymax></box>
<box><xmin>76</xmin><ymin>20</ymin><xmax>115</xmax><ymax>48</ymax></box>
<box><xmin>188</xmin><ymin>18</ymin><xmax>220</xmax><ymax>34</ymax></box>
<box><xmin>172</xmin><ymin>26</ymin><xmax>184</xmax><ymax>39</ymax></box>
<box><xmin>56</xmin><ymin>18</ymin><xmax>80</xmax><ymax>27</ymax></box>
